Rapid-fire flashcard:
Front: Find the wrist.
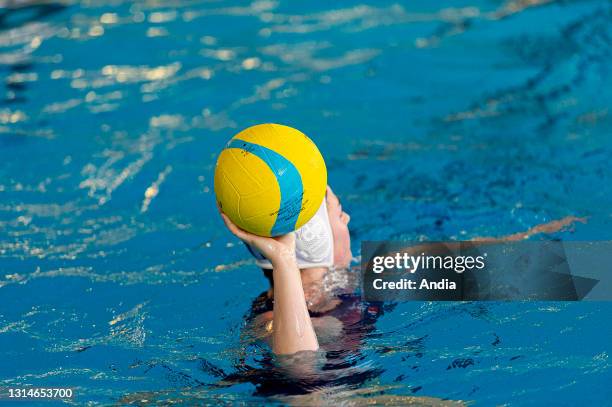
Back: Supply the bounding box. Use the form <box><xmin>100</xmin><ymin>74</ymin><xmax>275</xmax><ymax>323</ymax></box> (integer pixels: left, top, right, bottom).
<box><xmin>271</xmin><ymin>252</ymin><xmax>298</xmax><ymax>269</ymax></box>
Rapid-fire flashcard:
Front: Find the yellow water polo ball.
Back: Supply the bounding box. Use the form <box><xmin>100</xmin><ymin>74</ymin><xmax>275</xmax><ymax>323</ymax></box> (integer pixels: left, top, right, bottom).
<box><xmin>214</xmin><ymin>123</ymin><xmax>327</xmax><ymax>237</ymax></box>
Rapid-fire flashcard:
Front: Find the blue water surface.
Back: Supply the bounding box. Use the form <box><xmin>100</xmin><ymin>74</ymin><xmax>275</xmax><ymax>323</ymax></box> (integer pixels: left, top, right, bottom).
<box><xmin>1</xmin><ymin>0</ymin><xmax>611</xmax><ymax>405</ymax></box>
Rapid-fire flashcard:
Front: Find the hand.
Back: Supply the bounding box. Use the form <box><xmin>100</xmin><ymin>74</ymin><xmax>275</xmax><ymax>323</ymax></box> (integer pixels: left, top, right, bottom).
<box><xmin>525</xmin><ymin>216</ymin><xmax>587</xmax><ymax>236</ymax></box>
<box><xmin>219</xmin><ymin>212</ymin><xmax>296</xmax><ymax>266</ymax></box>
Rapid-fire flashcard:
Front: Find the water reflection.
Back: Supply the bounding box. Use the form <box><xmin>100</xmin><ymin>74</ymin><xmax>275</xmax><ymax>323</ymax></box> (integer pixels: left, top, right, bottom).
<box><xmin>1</xmin><ymin>0</ymin><xmax>610</xmax><ymax>404</ymax></box>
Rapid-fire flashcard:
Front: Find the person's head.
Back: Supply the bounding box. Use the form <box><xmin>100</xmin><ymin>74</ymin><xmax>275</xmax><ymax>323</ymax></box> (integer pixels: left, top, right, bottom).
<box><xmin>255</xmin><ymin>185</ymin><xmax>352</xmax><ymax>287</ymax></box>
<box><xmin>324</xmin><ymin>186</ymin><xmax>352</xmax><ymax>269</ymax></box>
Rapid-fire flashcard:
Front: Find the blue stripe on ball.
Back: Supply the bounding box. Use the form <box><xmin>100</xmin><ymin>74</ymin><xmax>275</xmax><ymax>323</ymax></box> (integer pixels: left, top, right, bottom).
<box><xmin>226</xmin><ymin>138</ymin><xmax>304</xmax><ymax>236</ymax></box>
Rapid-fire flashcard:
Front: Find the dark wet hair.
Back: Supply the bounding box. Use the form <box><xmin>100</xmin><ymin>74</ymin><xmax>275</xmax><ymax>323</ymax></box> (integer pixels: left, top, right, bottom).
<box><xmin>262</xmin><ymin>268</ymin><xmax>274</xmax><ymax>287</ymax></box>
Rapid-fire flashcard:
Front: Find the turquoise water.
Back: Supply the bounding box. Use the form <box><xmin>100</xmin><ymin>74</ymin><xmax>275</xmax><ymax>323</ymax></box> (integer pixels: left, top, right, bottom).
<box><xmin>1</xmin><ymin>0</ymin><xmax>611</xmax><ymax>405</ymax></box>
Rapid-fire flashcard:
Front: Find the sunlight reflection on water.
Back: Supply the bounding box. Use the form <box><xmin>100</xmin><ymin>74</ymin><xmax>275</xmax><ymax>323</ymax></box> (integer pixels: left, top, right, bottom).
<box><xmin>1</xmin><ymin>0</ymin><xmax>611</xmax><ymax>404</ymax></box>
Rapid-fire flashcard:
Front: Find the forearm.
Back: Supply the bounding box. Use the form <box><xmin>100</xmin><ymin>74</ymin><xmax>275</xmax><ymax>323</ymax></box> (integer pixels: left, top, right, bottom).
<box><xmin>392</xmin><ymin>216</ymin><xmax>587</xmax><ymax>257</ymax></box>
<box><xmin>271</xmin><ymin>257</ymin><xmax>319</xmax><ymax>355</ymax></box>
<box><xmin>472</xmin><ymin>216</ymin><xmax>587</xmax><ymax>243</ymax></box>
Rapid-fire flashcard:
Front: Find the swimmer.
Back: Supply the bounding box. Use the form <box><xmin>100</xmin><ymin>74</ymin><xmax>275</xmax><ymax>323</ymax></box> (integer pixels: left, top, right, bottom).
<box><xmin>220</xmin><ymin>185</ymin><xmax>351</xmax><ymax>355</ymax></box>
<box><xmin>219</xmin><ymin>186</ymin><xmax>586</xmax><ymax>355</ymax></box>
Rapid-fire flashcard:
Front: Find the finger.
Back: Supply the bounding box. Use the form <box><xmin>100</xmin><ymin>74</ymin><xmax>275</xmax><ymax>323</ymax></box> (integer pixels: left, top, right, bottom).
<box><xmin>221</xmin><ymin>214</ymin><xmax>246</xmax><ymax>239</ymax></box>
<box><xmin>343</xmin><ymin>213</ymin><xmax>351</xmax><ymax>224</ymax></box>
<box><xmin>220</xmin><ymin>213</ymin><xmax>252</xmax><ymax>242</ymax></box>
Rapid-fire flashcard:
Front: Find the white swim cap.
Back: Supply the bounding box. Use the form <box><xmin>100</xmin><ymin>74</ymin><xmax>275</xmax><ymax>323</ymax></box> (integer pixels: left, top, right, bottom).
<box><xmin>246</xmin><ymin>199</ymin><xmax>334</xmax><ymax>269</ymax></box>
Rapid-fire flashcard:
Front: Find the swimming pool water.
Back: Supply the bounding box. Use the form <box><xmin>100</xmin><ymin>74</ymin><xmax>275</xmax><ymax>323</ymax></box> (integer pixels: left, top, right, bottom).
<box><xmin>1</xmin><ymin>0</ymin><xmax>611</xmax><ymax>405</ymax></box>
